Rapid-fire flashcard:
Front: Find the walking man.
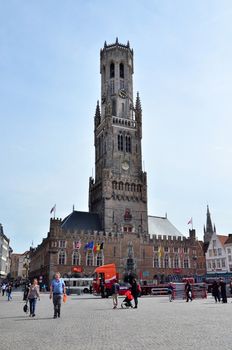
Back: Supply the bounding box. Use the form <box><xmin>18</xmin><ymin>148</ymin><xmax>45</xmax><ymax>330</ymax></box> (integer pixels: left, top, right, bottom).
<box><xmin>112</xmin><ymin>280</ymin><xmax>120</xmax><ymax>309</ymax></box>
<box><xmin>50</xmin><ymin>272</ymin><xmax>66</xmax><ymax>319</ymax></box>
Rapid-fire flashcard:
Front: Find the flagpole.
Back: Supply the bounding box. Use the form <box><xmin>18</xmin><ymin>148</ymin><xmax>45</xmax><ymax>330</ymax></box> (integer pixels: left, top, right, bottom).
<box><xmin>54</xmin><ymin>205</ymin><xmax>56</xmax><ymax>219</ymax></box>
<box><xmin>191</xmin><ymin>217</ymin><xmax>193</xmax><ymax>230</ymax></box>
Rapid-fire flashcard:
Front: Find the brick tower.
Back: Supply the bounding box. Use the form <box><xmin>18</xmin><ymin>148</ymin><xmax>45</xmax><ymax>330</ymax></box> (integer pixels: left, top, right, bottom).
<box><xmin>89</xmin><ymin>38</ymin><xmax>148</xmax><ymax>235</ymax></box>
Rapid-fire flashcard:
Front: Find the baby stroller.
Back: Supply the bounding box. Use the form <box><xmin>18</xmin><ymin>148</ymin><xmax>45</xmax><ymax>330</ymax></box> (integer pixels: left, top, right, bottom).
<box><xmin>121</xmin><ymin>290</ymin><xmax>134</xmax><ymax>309</ymax></box>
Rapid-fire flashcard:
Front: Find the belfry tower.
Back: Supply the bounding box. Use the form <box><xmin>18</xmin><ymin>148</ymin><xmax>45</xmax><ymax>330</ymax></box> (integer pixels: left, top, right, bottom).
<box><xmin>89</xmin><ymin>39</ymin><xmax>148</xmax><ymax>234</ymax></box>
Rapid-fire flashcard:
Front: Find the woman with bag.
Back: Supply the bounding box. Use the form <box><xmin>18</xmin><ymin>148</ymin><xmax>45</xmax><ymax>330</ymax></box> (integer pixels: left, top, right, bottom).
<box><xmin>27</xmin><ymin>279</ymin><xmax>40</xmax><ymax>317</ymax></box>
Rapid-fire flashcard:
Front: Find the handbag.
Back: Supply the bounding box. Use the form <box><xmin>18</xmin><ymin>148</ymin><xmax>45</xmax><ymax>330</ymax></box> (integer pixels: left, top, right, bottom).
<box><xmin>63</xmin><ymin>294</ymin><xmax>67</xmax><ymax>303</ymax></box>
<box><xmin>23</xmin><ymin>302</ymin><xmax>29</xmax><ymax>313</ymax></box>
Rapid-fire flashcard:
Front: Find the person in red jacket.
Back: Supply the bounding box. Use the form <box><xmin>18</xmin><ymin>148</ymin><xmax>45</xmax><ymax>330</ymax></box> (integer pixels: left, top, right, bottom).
<box><xmin>121</xmin><ymin>289</ymin><xmax>134</xmax><ymax>308</ymax></box>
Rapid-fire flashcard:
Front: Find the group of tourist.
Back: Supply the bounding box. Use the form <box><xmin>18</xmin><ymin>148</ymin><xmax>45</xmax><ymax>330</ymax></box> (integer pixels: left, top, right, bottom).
<box><xmin>111</xmin><ymin>277</ymin><xmax>141</xmax><ymax>309</ymax></box>
<box><xmin>211</xmin><ymin>278</ymin><xmax>230</xmax><ymax>303</ymax></box>
<box><xmin>1</xmin><ymin>282</ymin><xmax>13</xmax><ymax>301</ymax></box>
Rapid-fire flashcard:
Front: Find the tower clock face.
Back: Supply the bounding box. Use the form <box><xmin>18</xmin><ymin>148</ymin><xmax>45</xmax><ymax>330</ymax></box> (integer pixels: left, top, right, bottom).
<box><xmin>122</xmin><ymin>161</ymin><xmax>129</xmax><ymax>171</ymax></box>
<box><xmin>118</xmin><ymin>89</ymin><xmax>127</xmax><ymax>99</ymax></box>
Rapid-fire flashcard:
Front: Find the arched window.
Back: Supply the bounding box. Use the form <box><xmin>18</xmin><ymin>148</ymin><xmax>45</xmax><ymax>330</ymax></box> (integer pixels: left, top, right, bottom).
<box><xmin>125</xmin><ymin>135</ymin><xmax>131</xmax><ymax>153</ymax></box>
<box><xmin>137</xmin><ymin>184</ymin><xmax>142</xmax><ymax>192</ymax></box>
<box><xmin>112</xmin><ymin>100</ymin><xmax>116</xmax><ymax>115</ymax></box>
<box><xmin>118</xmin><ymin>134</ymin><xmax>123</xmax><ymax>151</ymax></box>
<box><xmin>112</xmin><ymin>181</ymin><xmax>117</xmax><ymax>190</ymax></box>
<box><xmin>120</xmin><ymin>63</ymin><xmax>124</xmax><ymax>78</ymax></box>
<box><xmin>131</xmin><ymin>183</ymin><xmax>135</xmax><ymax>192</ymax></box>
<box><xmin>96</xmin><ymin>252</ymin><xmax>104</xmax><ymax>266</ymax></box>
<box><xmin>113</xmin><ymin>246</ymin><xmax>116</xmax><ymax>257</ymax></box>
<box><xmin>58</xmin><ymin>251</ymin><xmax>66</xmax><ymax>265</ymax></box>
<box><xmin>110</xmin><ymin>62</ymin><xmax>115</xmax><ymax>78</ymax></box>
<box><xmin>86</xmin><ymin>251</ymin><xmax>94</xmax><ymax>266</ymax></box>
<box><xmin>125</xmin><ymin>183</ymin><xmax>130</xmax><ymax>191</ymax></box>
<box><xmin>119</xmin><ymin>182</ymin><xmax>123</xmax><ymax>190</ymax></box>
<box><xmin>72</xmin><ymin>251</ymin><xmax>81</xmax><ymax>265</ymax></box>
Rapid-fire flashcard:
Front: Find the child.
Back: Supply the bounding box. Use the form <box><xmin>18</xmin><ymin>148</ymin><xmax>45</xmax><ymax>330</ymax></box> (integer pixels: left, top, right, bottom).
<box><xmin>121</xmin><ymin>289</ymin><xmax>134</xmax><ymax>308</ymax></box>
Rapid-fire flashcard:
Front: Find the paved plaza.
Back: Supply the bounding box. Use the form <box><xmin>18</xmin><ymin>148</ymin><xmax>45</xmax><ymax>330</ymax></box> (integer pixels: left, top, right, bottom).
<box><xmin>0</xmin><ymin>292</ymin><xmax>232</xmax><ymax>350</ymax></box>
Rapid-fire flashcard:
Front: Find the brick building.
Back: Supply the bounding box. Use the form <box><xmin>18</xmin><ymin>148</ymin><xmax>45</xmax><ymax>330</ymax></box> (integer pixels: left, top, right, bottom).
<box><xmin>29</xmin><ymin>39</ymin><xmax>206</xmax><ymax>284</ymax></box>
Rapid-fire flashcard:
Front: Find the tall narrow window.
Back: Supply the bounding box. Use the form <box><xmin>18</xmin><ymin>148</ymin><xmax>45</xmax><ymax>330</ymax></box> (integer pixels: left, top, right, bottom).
<box><xmin>120</xmin><ymin>63</ymin><xmax>124</xmax><ymax>78</ymax></box>
<box><xmin>96</xmin><ymin>252</ymin><xmax>104</xmax><ymax>266</ymax></box>
<box><xmin>125</xmin><ymin>135</ymin><xmax>131</xmax><ymax>152</ymax></box>
<box><xmin>110</xmin><ymin>62</ymin><xmax>115</xmax><ymax>78</ymax></box>
<box><xmin>110</xmin><ymin>80</ymin><xmax>115</xmax><ymax>94</ymax></box>
<box><xmin>72</xmin><ymin>251</ymin><xmax>81</xmax><ymax>265</ymax></box>
<box><xmin>118</xmin><ymin>134</ymin><xmax>123</xmax><ymax>151</ymax></box>
<box><xmin>58</xmin><ymin>251</ymin><xmax>66</xmax><ymax>265</ymax></box>
<box><xmin>113</xmin><ymin>246</ymin><xmax>116</xmax><ymax>257</ymax></box>
<box><xmin>86</xmin><ymin>252</ymin><xmax>94</xmax><ymax>266</ymax></box>
<box><xmin>120</xmin><ymin>80</ymin><xmax>124</xmax><ymax>89</ymax></box>
<box><xmin>112</xmin><ymin>100</ymin><xmax>116</xmax><ymax>115</ymax></box>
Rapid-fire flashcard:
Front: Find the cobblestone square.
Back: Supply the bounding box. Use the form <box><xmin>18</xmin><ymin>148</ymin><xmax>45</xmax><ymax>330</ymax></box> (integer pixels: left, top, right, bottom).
<box><xmin>0</xmin><ymin>292</ymin><xmax>231</xmax><ymax>350</ymax></box>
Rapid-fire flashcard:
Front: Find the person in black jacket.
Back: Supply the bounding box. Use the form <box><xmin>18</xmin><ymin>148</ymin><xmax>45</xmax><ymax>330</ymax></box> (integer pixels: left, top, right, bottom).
<box><xmin>212</xmin><ymin>280</ymin><xmax>220</xmax><ymax>303</ymax></box>
<box><xmin>219</xmin><ymin>278</ymin><xmax>227</xmax><ymax>303</ymax></box>
<box><xmin>131</xmin><ymin>278</ymin><xmax>139</xmax><ymax>309</ymax></box>
<box><xmin>185</xmin><ymin>281</ymin><xmax>192</xmax><ymax>302</ymax></box>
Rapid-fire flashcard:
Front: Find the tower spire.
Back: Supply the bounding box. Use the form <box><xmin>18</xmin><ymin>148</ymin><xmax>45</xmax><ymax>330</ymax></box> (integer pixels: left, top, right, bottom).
<box><xmin>94</xmin><ymin>100</ymin><xmax>101</xmax><ymax>127</ymax></box>
<box><xmin>204</xmin><ymin>205</ymin><xmax>214</xmax><ymax>244</ymax></box>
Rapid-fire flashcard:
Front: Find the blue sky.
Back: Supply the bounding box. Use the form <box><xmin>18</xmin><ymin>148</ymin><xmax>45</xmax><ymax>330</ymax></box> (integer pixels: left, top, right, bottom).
<box><xmin>1</xmin><ymin>0</ymin><xmax>232</xmax><ymax>252</ymax></box>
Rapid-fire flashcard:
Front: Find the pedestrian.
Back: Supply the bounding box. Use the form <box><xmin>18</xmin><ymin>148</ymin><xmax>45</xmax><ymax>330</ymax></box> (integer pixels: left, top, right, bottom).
<box><xmin>6</xmin><ymin>283</ymin><xmax>12</xmax><ymax>301</ymax></box>
<box><xmin>219</xmin><ymin>278</ymin><xmax>227</xmax><ymax>303</ymax></box>
<box><xmin>168</xmin><ymin>283</ymin><xmax>174</xmax><ymax>302</ymax></box>
<box><xmin>1</xmin><ymin>283</ymin><xmax>6</xmax><ymax>296</ymax></box>
<box><xmin>111</xmin><ymin>280</ymin><xmax>120</xmax><ymax>309</ymax></box>
<box><xmin>212</xmin><ymin>280</ymin><xmax>220</xmax><ymax>303</ymax></box>
<box><xmin>50</xmin><ymin>272</ymin><xmax>66</xmax><ymax>319</ymax></box>
<box><xmin>131</xmin><ymin>278</ymin><xmax>139</xmax><ymax>308</ymax></box>
<box><xmin>185</xmin><ymin>281</ymin><xmax>192</xmax><ymax>302</ymax></box>
<box><xmin>27</xmin><ymin>278</ymin><xmax>40</xmax><ymax>317</ymax></box>
<box><xmin>23</xmin><ymin>283</ymin><xmax>30</xmax><ymax>301</ymax></box>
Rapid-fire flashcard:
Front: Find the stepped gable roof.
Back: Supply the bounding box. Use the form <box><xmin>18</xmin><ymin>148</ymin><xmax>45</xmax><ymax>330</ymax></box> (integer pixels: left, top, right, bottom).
<box><xmin>148</xmin><ymin>215</ymin><xmax>183</xmax><ymax>237</ymax></box>
<box><xmin>217</xmin><ymin>235</ymin><xmax>229</xmax><ymax>246</ymax></box>
<box><xmin>224</xmin><ymin>234</ymin><xmax>232</xmax><ymax>245</ymax></box>
<box><xmin>61</xmin><ymin>211</ymin><xmax>102</xmax><ymax>231</ymax></box>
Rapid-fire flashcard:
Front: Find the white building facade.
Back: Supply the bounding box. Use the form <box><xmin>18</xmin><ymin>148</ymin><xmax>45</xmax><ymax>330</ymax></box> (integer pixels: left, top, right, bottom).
<box><xmin>205</xmin><ymin>231</ymin><xmax>228</xmax><ymax>274</ymax></box>
<box><xmin>224</xmin><ymin>234</ymin><xmax>232</xmax><ymax>273</ymax></box>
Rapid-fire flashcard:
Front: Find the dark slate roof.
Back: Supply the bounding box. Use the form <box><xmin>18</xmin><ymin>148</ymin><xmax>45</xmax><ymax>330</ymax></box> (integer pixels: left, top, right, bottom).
<box><xmin>61</xmin><ymin>211</ymin><xmax>102</xmax><ymax>231</ymax></box>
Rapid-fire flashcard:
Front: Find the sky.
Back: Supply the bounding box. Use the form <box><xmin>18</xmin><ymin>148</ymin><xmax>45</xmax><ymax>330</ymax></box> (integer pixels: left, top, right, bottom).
<box><xmin>1</xmin><ymin>0</ymin><xmax>232</xmax><ymax>252</ymax></box>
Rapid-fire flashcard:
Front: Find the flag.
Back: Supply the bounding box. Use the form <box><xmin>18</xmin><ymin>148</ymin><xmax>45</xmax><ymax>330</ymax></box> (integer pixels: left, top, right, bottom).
<box><xmin>158</xmin><ymin>246</ymin><xmax>164</xmax><ymax>258</ymax></box>
<box><xmin>84</xmin><ymin>242</ymin><xmax>89</xmax><ymax>251</ymax></box>
<box><xmin>93</xmin><ymin>244</ymin><xmax>97</xmax><ymax>253</ymax></box>
<box><xmin>100</xmin><ymin>242</ymin><xmax>104</xmax><ymax>250</ymax></box>
<box><xmin>88</xmin><ymin>241</ymin><xmax>94</xmax><ymax>250</ymax></box>
<box><xmin>187</xmin><ymin>218</ymin><xmax>192</xmax><ymax>225</ymax></box>
<box><xmin>73</xmin><ymin>240</ymin><xmax>81</xmax><ymax>249</ymax></box>
<box><xmin>96</xmin><ymin>243</ymin><xmax>101</xmax><ymax>252</ymax></box>
<box><xmin>50</xmin><ymin>204</ymin><xmax>56</xmax><ymax>214</ymax></box>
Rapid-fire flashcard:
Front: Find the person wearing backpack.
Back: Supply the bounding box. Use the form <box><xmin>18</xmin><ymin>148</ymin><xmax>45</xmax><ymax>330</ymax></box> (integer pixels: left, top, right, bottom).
<box><xmin>112</xmin><ymin>280</ymin><xmax>120</xmax><ymax>309</ymax></box>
